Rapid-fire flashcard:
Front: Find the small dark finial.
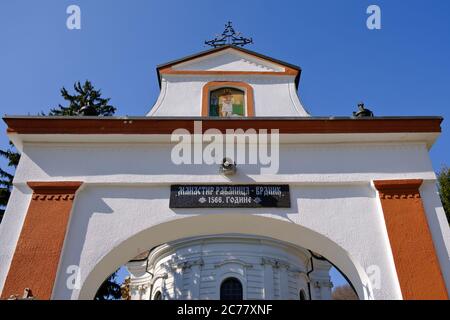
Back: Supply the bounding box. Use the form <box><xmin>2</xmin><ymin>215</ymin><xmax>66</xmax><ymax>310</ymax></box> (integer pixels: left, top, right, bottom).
<box><xmin>205</xmin><ymin>21</ymin><xmax>253</xmax><ymax>48</ymax></box>
<box><xmin>353</xmin><ymin>101</ymin><xmax>374</xmax><ymax>118</ymax></box>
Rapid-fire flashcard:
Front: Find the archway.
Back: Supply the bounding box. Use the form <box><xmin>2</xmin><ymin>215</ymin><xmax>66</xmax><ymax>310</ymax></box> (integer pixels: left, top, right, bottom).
<box><xmin>77</xmin><ymin>214</ymin><xmax>374</xmax><ymax>300</ymax></box>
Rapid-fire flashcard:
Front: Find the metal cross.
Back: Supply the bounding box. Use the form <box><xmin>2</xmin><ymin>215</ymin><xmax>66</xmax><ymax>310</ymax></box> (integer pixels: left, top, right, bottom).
<box><xmin>205</xmin><ymin>21</ymin><xmax>253</xmax><ymax>48</ymax></box>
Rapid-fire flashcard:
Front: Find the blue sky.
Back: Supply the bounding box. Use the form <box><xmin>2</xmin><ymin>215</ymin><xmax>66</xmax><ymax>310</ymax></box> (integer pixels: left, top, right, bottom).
<box><xmin>1</xmin><ymin>0</ymin><xmax>449</xmax><ymax>291</ymax></box>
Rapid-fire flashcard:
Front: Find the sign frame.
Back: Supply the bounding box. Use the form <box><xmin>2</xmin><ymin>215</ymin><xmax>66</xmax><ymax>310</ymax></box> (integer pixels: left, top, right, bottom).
<box><xmin>169</xmin><ymin>184</ymin><xmax>291</xmax><ymax>208</ymax></box>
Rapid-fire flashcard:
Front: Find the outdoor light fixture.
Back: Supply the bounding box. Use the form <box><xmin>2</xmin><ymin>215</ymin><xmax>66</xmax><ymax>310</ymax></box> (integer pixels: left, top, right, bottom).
<box><xmin>220</xmin><ymin>158</ymin><xmax>236</xmax><ymax>176</ymax></box>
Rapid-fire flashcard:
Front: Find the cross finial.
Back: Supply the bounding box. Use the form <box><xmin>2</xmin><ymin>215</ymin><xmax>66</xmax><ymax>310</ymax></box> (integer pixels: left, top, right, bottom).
<box><xmin>205</xmin><ymin>22</ymin><xmax>253</xmax><ymax>48</ymax></box>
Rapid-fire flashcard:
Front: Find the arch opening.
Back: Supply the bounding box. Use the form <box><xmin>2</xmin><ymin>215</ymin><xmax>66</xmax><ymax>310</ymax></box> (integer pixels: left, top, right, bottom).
<box><xmin>77</xmin><ymin>215</ymin><xmax>373</xmax><ymax>300</ymax></box>
<box><xmin>220</xmin><ymin>277</ymin><xmax>243</xmax><ymax>300</ymax></box>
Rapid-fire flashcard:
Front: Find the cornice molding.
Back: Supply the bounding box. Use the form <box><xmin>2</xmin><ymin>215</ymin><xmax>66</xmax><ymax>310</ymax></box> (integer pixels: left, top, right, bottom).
<box><xmin>374</xmin><ymin>179</ymin><xmax>423</xmax><ymax>199</ymax></box>
<box><xmin>261</xmin><ymin>257</ymin><xmax>290</xmax><ymax>269</ymax></box>
<box><xmin>31</xmin><ymin>194</ymin><xmax>76</xmax><ymax>201</ymax></box>
<box><xmin>214</xmin><ymin>259</ymin><xmax>253</xmax><ymax>269</ymax></box>
<box><xmin>27</xmin><ymin>182</ymin><xmax>83</xmax><ymax>200</ymax></box>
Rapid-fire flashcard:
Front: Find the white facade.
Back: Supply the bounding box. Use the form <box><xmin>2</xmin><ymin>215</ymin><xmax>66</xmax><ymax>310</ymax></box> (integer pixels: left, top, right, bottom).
<box><xmin>0</xmin><ymin>45</ymin><xmax>449</xmax><ymax>301</ymax></box>
<box><xmin>148</xmin><ymin>48</ymin><xmax>309</xmax><ymax>117</ymax></box>
<box><xmin>126</xmin><ymin>236</ymin><xmax>332</xmax><ymax>300</ymax></box>
<box><xmin>0</xmin><ymin>133</ymin><xmax>447</xmax><ymax>300</ymax></box>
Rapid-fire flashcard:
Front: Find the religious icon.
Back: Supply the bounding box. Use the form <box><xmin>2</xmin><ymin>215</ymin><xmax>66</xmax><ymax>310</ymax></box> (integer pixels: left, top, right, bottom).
<box><xmin>209</xmin><ymin>88</ymin><xmax>245</xmax><ymax>117</ymax></box>
<box><xmin>221</xmin><ymin>90</ymin><xmax>234</xmax><ymax>117</ymax></box>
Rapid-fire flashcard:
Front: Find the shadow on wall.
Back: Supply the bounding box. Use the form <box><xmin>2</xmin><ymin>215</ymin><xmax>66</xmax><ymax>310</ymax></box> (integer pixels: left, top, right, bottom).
<box><xmin>21</xmin><ymin>143</ymin><xmax>431</xmax><ymax>178</ymax></box>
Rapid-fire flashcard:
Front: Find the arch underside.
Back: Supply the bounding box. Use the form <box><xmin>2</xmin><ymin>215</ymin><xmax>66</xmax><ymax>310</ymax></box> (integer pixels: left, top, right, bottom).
<box><xmin>76</xmin><ymin>214</ymin><xmax>373</xmax><ymax>300</ymax></box>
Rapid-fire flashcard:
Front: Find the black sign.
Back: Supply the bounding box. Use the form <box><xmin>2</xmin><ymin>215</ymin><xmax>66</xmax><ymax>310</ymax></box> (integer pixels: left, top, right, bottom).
<box><xmin>170</xmin><ymin>185</ymin><xmax>290</xmax><ymax>208</ymax></box>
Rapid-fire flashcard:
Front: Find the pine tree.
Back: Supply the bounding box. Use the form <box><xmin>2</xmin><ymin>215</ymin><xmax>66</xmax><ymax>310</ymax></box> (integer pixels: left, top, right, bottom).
<box><xmin>1</xmin><ymin>81</ymin><xmax>117</xmax><ymax>223</ymax></box>
<box><xmin>437</xmin><ymin>166</ymin><xmax>450</xmax><ymax>224</ymax></box>
<box><xmin>48</xmin><ymin>80</ymin><xmax>116</xmax><ymax>116</ymax></box>
<box><xmin>1</xmin><ymin>80</ymin><xmax>121</xmax><ymax>298</ymax></box>
<box><xmin>0</xmin><ymin>142</ymin><xmax>19</xmax><ymax>223</ymax></box>
<box><xmin>94</xmin><ymin>271</ymin><xmax>122</xmax><ymax>300</ymax></box>
<box><xmin>50</xmin><ymin>80</ymin><xmax>120</xmax><ymax>298</ymax></box>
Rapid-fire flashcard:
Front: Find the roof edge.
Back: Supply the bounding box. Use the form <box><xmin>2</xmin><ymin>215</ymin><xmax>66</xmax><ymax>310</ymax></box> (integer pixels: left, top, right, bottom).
<box><xmin>3</xmin><ymin>116</ymin><xmax>443</xmax><ymax>135</ymax></box>
<box><xmin>156</xmin><ymin>45</ymin><xmax>302</xmax><ymax>89</ymax></box>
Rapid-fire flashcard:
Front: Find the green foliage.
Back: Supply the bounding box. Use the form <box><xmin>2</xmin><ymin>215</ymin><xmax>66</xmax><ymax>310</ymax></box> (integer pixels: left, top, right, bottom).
<box><xmin>94</xmin><ymin>271</ymin><xmax>122</xmax><ymax>300</ymax></box>
<box><xmin>437</xmin><ymin>166</ymin><xmax>450</xmax><ymax>224</ymax></box>
<box><xmin>1</xmin><ymin>80</ymin><xmax>120</xmax><ymax>294</ymax></box>
<box><xmin>0</xmin><ymin>141</ymin><xmax>19</xmax><ymax>222</ymax></box>
<box><xmin>48</xmin><ymin>80</ymin><xmax>116</xmax><ymax>116</ymax></box>
<box><xmin>1</xmin><ymin>81</ymin><xmax>117</xmax><ymax>224</ymax></box>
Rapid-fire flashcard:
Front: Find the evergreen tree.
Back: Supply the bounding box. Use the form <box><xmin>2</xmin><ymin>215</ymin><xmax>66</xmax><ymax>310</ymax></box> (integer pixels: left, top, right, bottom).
<box><xmin>0</xmin><ymin>142</ymin><xmax>19</xmax><ymax>223</ymax></box>
<box><xmin>51</xmin><ymin>80</ymin><xmax>121</xmax><ymax>298</ymax></box>
<box><xmin>437</xmin><ymin>166</ymin><xmax>450</xmax><ymax>224</ymax></box>
<box><xmin>48</xmin><ymin>80</ymin><xmax>116</xmax><ymax>116</ymax></box>
<box><xmin>1</xmin><ymin>81</ymin><xmax>116</xmax><ymax>223</ymax></box>
<box><xmin>94</xmin><ymin>271</ymin><xmax>122</xmax><ymax>300</ymax></box>
<box><xmin>1</xmin><ymin>80</ymin><xmax>121</xmax><ymax>299</ymax></box>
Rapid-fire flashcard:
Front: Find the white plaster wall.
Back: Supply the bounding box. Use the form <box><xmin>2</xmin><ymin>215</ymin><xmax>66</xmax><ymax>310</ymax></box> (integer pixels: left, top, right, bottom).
<box><xmin>0</xmin><ymin>140</ymin><xmax>447</xmax><ymax>300</ymax></box>
<box><xmin>420</xmin><ymin>181</ymin><xmax>450</xmax><ymax>294</ymax></box>
<box><xmin>0</xmin><ymin>185</ymin><xmax>33</xmax><ymax>295</ymax></box>
<box><xmin>147</xmin><ymin>75</ymin><xmax>309</xmax><ymax>117</ymax></box>
<box><xmin>11</xmin><ymin>142</ymin><xmax>436</xmax><ymax>185</ymax></box>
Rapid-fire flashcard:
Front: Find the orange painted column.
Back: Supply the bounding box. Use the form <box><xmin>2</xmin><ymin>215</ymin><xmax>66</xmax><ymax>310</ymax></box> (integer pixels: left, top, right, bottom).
<box><xmin>374</xmin><ymin>179</ymin><xmax>448</xmax><ymax>300</ymax></box>
<box><xmin>1</xmin><ymin>181</ymin><xmax>82</xmax><ymax>300</ymax></box>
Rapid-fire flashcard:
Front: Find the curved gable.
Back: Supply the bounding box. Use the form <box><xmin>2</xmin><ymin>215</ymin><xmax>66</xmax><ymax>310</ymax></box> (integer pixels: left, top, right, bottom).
<box><xmin>149</xmin><ymin>45</ymin><xmax>309</xmax><ymax>117</ymax></box>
